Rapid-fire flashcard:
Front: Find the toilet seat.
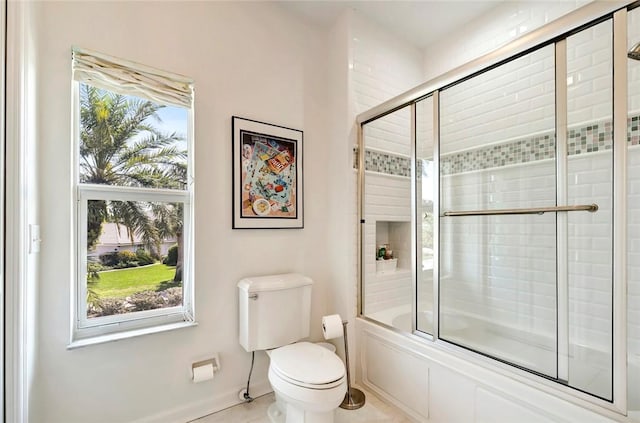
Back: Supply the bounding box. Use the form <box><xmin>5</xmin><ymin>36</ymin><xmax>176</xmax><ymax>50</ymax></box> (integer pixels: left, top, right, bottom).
<box><xmin>270</xmin><ymin>342</ymin><xmax>345</xmax><ymax>390</ymax></box>
<box><xmin>270</xmin><ymin>365</ymin><xmax>345</xmax><ymax>390</ymax></box>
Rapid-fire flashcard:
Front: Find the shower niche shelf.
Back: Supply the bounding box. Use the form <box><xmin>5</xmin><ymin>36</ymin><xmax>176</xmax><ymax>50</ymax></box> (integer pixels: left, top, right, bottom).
<box><xmin>374</xmin><ymin>268</ymin><xmax>411</xmax><ymax>281</ymax></box>
<box><xmin>376</xmin><ymin>258</ymin><xmax>398</xmax><ymax>273</ymax></box>
<box><xmin>375</xmin><ymin>220</ymin><xmax>410</xmax><ymax>274</ymax></box>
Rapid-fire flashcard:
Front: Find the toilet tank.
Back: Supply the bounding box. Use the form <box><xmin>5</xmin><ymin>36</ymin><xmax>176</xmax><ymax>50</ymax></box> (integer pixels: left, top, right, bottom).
<box><xmin>238</xmin><ymin>273</ymin><xmax>313</xmax><ymax>352</ymax></box>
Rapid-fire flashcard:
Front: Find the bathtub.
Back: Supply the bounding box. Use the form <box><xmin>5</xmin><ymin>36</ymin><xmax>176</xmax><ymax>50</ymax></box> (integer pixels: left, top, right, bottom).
<box><xmin>391</xmin><ymin>310</ymin><xmax>469</xmax><ymax>333</ymax></box>
<box><xmin>366</xmin><ymin>305</ymin><xmax>555</xmax><ymax>374</ymax></box>
<box><xmin>357</xmin><ymin>317</ymin><xmax>633</xmax><ymax>422</ymax></box>
<box><xmin>367</xmin><ymin>304</ymin><xmax>467</xmax><ymax>332</ymax></box>
<box><xmin>362</xmin><ymin>306</ymin><xmax>626</xmax><ymax>412</ymax></box>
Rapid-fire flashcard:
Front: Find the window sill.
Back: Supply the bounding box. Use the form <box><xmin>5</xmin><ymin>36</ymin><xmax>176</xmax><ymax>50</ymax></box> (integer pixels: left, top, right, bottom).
<box><xmin>67</xmin><ymin>320</ymin><xmax>198</xmax><ymax>350</ymax></box>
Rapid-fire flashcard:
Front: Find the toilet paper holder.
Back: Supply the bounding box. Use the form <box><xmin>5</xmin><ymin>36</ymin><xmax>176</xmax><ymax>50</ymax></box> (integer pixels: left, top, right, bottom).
<box><xmin>322</xmin><ymin>314</ymin><xmax>366</xmax><ymax>409</ymax></box>
<box><xmin>192</xmin><ymin>353</ymin><xmax>220</xmax><ymax>373</ymax></box>
<box><xmin>339</xmin><ymin>320</ymin><xmax>366</xmax><ymax>410</ymax></box>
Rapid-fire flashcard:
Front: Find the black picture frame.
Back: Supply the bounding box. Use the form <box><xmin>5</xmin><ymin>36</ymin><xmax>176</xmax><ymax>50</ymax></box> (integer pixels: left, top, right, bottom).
<box><xmin>232</xmin><ymin>116</ymin><xmax>304</xmax><ymax>229</ymax></box>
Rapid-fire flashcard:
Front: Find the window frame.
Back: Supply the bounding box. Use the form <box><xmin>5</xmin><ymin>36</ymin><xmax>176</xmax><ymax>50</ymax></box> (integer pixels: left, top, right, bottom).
<box><xmin>70</xmin><ymin>78</ymin><xmax>195</xmax><ymax>346</ymax></box>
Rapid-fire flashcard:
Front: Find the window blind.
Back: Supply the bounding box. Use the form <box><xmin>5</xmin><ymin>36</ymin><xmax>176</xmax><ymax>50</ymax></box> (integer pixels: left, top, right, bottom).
<box><xmin>72</xmin><ymin>47</ymin><xmax>193</xmax><ymax>108</ymax></box>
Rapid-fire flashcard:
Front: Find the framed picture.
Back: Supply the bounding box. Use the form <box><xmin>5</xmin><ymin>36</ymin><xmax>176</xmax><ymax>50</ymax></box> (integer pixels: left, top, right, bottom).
<box><xmin>232</xmin><ymin>116</ymin><xmax>303</xmax><ymax>229</ymax></box>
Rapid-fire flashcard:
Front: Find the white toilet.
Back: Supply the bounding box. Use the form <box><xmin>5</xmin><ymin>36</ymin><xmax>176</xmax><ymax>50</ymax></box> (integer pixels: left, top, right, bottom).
<box><xmin>238</xmin><ymin>274</ymin><xmax>347</xmax><ymax>423</ymax></box>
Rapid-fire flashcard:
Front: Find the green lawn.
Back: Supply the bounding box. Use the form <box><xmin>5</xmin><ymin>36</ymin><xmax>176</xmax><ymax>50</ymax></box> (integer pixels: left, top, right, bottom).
<box><xmin>94</xmin><ymin>263</ymin><xmax>178</xmax><ymax>298</ymax></box>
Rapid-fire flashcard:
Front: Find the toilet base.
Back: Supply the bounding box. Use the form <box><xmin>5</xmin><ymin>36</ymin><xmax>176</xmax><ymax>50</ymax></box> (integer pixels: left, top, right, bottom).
<box><xmin>267</xmin><ymin>400</ymin><xmax>336</xmax><ymax>423</ymax></box>
<box><xmin>267</xmin><ymin>402</ymin><xmax>285</xmax><ymax>423</ymax></box>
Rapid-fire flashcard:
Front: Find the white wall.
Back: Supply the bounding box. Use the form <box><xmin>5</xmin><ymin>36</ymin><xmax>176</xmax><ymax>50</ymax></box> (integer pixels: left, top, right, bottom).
<box><xmin>28</xmin><ymin>2</ymin><xmax>337</xmax><ymax>422</ymax></box>
<box><xmin>5</xmin><ymin>1</ymin><xmax>40</xmax><ymax>421</ymax></box>
<box><xmin>324</xmin><ymin>8</ymin><xmax>353</xmax><ymax>352</ymax></box>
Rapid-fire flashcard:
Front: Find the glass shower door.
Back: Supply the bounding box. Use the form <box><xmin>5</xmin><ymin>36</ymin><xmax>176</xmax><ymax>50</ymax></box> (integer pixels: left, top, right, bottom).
<box><xmin>436</xmin><ymin>20</ymin><xmax>615</xmax><ymax>397</ymax></box>
<box><xmin>438</xmin><ymin>45</ymin><xmax>559</xmax><ymax>377</ymax></box>
<box><xmin>416</xmin><ymin>97</ymin><xmax>435</xmax><ymax>334</ymax></box>
<box><xmin>361</xmin><ymin>106</ymin><xmax>414</xmax><ymax>330</ymax></box>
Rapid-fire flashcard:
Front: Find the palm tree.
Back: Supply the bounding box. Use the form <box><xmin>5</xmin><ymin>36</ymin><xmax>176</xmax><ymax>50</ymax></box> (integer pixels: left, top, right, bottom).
<box><xmin>152</xmin><ymin>201</ymin><xmax>184</xmax><ymax>282</ymax></box>
<box><xmin>80</xmin><ymin>84</ymin><xmax>187</xmax><ymax>280</ymax></box>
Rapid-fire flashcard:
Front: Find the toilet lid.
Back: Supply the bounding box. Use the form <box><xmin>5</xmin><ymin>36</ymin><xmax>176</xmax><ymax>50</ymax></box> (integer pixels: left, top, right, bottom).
<box><xmin>270</xmin><ymin>342</ymin><xmax>345</xmax><ymax>385</ymax></box>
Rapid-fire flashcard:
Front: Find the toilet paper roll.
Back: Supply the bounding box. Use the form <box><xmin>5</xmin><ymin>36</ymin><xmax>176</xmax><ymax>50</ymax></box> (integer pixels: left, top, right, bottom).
<box><xmin>192</xmin><ymin>363</ymin><xmax>214</xmax><ymax>383</ymax></box>
<box><xmin>322</xmin><ymin>314</ymin><xmax>344</xmax><ymax>340</ymax></box>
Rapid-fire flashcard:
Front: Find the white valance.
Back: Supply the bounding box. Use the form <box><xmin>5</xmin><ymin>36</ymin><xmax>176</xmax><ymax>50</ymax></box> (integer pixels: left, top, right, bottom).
<box><xmin>72</xmin><ymin>47</ymin><xmax>193</xmax><ymax>109</ymax></box>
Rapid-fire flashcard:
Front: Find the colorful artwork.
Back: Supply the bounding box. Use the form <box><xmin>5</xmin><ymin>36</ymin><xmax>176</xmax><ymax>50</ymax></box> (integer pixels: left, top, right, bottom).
<box><xmin>232</xmin><ymin>116</ymin><xmax>303</xmax><ymax>229</ymax></box>
<box><xmin>240</xmin><ymin>131</ymin><xmax>297</xmax><ymax>218</ymax></box>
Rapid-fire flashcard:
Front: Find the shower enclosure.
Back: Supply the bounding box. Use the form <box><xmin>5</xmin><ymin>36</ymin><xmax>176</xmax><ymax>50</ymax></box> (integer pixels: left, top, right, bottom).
<box><xmin>359</xmin><ymin>2</ymin><xmax>639</xmax><ymax>415</ymax></box>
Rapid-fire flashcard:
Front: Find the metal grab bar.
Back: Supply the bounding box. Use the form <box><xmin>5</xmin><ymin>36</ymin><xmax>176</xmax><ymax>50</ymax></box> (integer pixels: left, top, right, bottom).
<box><xmin>441</xmin><ymin>203</ymin><xmax>598</xmax><ymax>217</ymax></box>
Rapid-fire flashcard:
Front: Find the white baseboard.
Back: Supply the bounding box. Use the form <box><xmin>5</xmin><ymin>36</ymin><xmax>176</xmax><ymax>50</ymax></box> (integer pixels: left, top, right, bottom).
<box><xmin>131</xmin><ymin>380</ymin><xmax>273</xmax><ymax>423</ymax></box>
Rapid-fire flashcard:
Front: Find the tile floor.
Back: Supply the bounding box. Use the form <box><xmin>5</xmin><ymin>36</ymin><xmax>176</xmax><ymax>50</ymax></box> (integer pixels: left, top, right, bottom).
<box><xmin>192</xmin><ymin>386</ymin><xmax>413</xmax><ymax>423</ymax></box>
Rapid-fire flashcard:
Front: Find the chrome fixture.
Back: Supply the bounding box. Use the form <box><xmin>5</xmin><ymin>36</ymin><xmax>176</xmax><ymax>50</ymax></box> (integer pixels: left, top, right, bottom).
<box><xmin>339</xmin><ymin>320</ymin><xmax>366</xmax><ymax>410</ymax></box>
<box><xmin>442</xmin><ymin>203</ymin><xmax>599</xmax><ymax>217</ymax></box>
<box><xmin>630</xmin><ymin>42</ymin><xmax>640</xmax><ymax>60</ymax></box>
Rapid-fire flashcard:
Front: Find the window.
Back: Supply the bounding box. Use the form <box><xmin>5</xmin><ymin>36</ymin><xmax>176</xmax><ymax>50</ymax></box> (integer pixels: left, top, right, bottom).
<box><xmin>71</xmin><ymin>48</ymin><xmax>195</xmax><ymax>345</ymax></box>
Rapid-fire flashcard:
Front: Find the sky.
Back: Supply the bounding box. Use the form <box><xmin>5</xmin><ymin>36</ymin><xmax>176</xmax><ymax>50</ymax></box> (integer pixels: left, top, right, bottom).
<box><xmin>137</xmin><ymin>98</ymin><xmax>189</xmax><ymax>154</ymax></box>
<box><xmin>152</xmin><ymin>105</ymin><xmax>188</xmax><ymax>140</ymax></box>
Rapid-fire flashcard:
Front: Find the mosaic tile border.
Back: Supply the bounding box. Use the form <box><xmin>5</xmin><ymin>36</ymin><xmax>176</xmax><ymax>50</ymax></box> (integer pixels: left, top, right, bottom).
<box><xmin>441</xmin><ymin>115</ymin><xmax>639</xmax><ymax>175</ymax></box>
<box><xmin>441</xmin><ymin>133</ymin><xmax>555</xmax><ymax>175</ymax></box>
<box><xmin>567</xmin><ymin>121</ymin><xmax>613</xmax><ymax>156</ymax></box>
<box><xmin>363</xmin><ymin>149</ymin><xmax>411</xmax><ymax>177</ymax></box>
<box><xmin>631</xmin><ymin>115</ymin><xmax>640</xmax><ymax>147</ymax></box>
<box><xmin>360</xmin><ymin>114</ymin><xmax>640</xmax><ymax>177</ymax></box>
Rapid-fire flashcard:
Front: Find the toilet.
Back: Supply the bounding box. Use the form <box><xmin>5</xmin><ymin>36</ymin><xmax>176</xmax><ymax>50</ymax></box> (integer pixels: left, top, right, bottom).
<box><xmin>238</xmin><ymin>274</ymin><xmax>347</xmax><ymax>423</ymax></box>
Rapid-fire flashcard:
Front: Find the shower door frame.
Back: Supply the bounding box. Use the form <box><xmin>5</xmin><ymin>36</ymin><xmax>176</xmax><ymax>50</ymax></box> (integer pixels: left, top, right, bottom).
<box><xmin>357</xmin><ymin>0</ymin><xmax>634</xmax><ymax>414</ymax></box>
<box><xmin>0</xmin><ymin>0</ymin><xmax>5</xmax><ymax>419</ymax></box>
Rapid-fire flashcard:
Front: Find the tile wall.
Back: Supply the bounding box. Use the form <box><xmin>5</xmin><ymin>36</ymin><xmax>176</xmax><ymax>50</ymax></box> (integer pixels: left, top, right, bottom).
<box><xmin>351</xmin><ymin>11</ymin><xmax>423</xmax><ymax>316</ymax></box>
<box><xmin>440</xmin><ymin>160</ymin><xmax>558</xmax><ymax>335</ymax></box>
<box><xmin>362</xmin><ymin>114</ymin><xmax>412</xmax><ymax>314</ymax></box>
<box><xmin>422</xmin><ymin>1</ymin><xmax>593</xmax><ymax>82</ymax></box>
<box><xmin>351</xmin><ymin>11</ymin><xmax>424</xmax><ymax>115</ymax></box>
<box><xmin>440</xmin><ymin>45</ymin><xmax>556</xmax><ymax>154</ymax></box>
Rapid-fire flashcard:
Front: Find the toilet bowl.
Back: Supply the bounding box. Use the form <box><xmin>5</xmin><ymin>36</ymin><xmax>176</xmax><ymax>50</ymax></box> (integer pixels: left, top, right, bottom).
<box><xmin>267</xmin><ymin>342</ymin><xmax>346</xmax><ymax>423</ymax></box>
<box><xmin>237</xmin><ymin>275</ymin><xmax>346</xmax><ymax>422</ymax></box>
